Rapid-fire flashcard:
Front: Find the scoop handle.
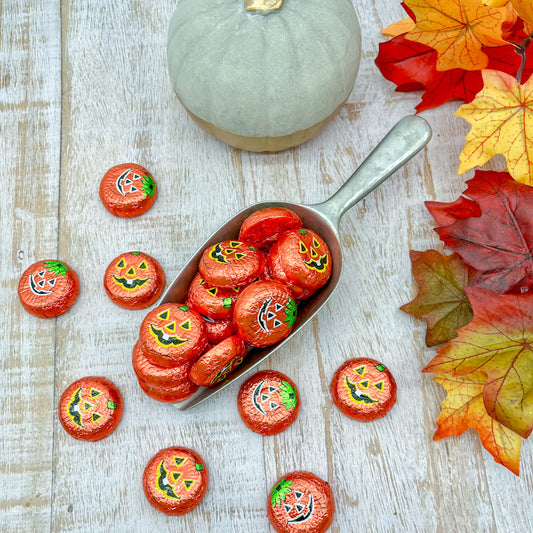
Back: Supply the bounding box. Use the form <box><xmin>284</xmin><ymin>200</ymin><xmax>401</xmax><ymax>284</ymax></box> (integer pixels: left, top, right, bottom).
<box><xmin>311</xmin><ymin>115</ymin><xmax>432</xmax><ymax>228</ymax></box>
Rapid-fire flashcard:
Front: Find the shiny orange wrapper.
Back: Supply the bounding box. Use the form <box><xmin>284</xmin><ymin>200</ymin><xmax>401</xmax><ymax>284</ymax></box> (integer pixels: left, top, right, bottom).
<box><xmin>132</xmin><ymin>341</ymin><xmax>192</xmax><ymax>388</ymax></box>
<box><xmin>99</xmin><ymin>163</ymin><xmax>157</xmax><ymax>218</ymax></box>
<box><xmin>18</xmin><ymin>260</ymin><xmax>79</xmax><ymax>318</ymax></box>
<box><xmin>198</xmin><ymin>240</ymin><xmax>265</xmax><ymax>288</ymax></box>
<box><xmin>189</xmin><ymin>336</ymin><xmax>247</xmax><ymax>387</ymax></box>
<box><xmin>138</xmin><ymin>377</ymin><xmax>198</xmax><ymax>403</ymax></box>
<box><xmin>268</xmin><ymin>471</ymin><xmax>335</xmax><ymax>533</ymax></box>
<box><xmin>267</xmin><ymin>250</ymin><xmax>314</xmax><ymax>301</ymax></box>
<box><xmin>139</xmin><ymin>304</ymin><xmax>207</xmax><ymax>368</ymax></box>
<box><xmin>238</xmin><ymin>207</ymin><xmax>303</xmax><ymax>249</ymax></box>
<box><xmin>58</xmin><ymin>376</ymin><xmax>123</xmax><ymax>442</ymax></box>
<box><xmin>238</xmin><ymin>370</ymin><xmax>300</xmax><ymax>436</ymax></box>
<box><xmin>269</xmin><ymin>229</ymin><xmax>332</xmax><ymax>292</ymax></box>
<box><xmin>330</xmin><ymin>358</ymin><xmax>397</xmax><ymax>422</ymax></box>
<box><xmin>187</xmin><ymin>273</ymin><xmax>240</xmax><ymax>319</ymax></box>
<box><xmin>143</xmin><ymin>446</ymin><xmax>208</xmax><ymax>515</ymax></box>
<box><xmin>201</xmin><ymin>315</ymin><xmax>236</xmax><ymax>344</ymax></box>
<box><xmin>104</xmin><ymin>251</ymin><xmax>165</xmax><ymax>310</ymax></box>
<box><xmin>234</xmin><ymin>280</ymin><xmax>297</xmax><ymax>347</ymax></box>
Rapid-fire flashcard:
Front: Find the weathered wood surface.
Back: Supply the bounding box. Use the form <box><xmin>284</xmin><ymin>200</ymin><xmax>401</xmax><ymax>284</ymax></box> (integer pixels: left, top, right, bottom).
<box><xmin>1</xmin><ymin>1</ymin><xmax>532</xmax><ymax>532</ymax></box>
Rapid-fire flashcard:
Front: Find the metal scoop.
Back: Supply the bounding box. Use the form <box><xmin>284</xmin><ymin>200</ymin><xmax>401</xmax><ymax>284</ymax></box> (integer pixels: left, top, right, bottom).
<box><xmin>161</xmin><ymin>115</ymin><xmax>432</xmax><ymax>410</ymax></box>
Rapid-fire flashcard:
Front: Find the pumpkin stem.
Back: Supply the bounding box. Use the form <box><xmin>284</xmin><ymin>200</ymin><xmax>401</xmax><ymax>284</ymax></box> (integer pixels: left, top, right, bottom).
<box><xmin>244</xmin><ymin>0</ymin><xmax>284</xmax><ymax>13</ymax></box>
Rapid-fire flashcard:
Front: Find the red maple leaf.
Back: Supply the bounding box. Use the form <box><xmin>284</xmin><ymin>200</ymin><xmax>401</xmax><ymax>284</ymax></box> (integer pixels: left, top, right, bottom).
<box><xmin>426</xmin><ymin>170</ymin><xmax>533</xmax><ymax>294</ymax></box>
<box><xmin>375</xmin><ymin>18</ymin><xmax>533</xmax><ymax>112</ymax></box>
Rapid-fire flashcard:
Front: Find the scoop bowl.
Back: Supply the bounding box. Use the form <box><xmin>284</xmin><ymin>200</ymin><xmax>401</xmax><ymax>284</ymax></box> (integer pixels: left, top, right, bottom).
<box><xmin>160</xmin><ymin>115</ymin><xmax>432</xmax><ymax>410</ymax></box>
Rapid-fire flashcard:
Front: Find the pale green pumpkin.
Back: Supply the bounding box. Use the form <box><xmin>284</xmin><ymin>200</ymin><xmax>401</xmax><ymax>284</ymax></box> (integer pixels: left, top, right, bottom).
<box><xmin>167</xmin><ymin>0</ymin><xmax>362</xmax><ymax>151</ymax></box>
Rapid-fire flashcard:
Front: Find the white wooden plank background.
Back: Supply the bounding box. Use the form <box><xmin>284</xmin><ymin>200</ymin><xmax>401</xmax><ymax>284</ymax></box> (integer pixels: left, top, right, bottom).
<box><xmin>1</xmin><ymin>1</ymin><xmax>532</xmax><ymax>532</ymax></box>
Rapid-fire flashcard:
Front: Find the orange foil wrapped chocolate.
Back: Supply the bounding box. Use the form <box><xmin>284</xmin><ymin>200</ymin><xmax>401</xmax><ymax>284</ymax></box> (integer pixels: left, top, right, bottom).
<box><xmin>330</xmin><ymin>358</ymin><xmax>397</xmax><ymax>422</ymax></box>
<box><xmin>138</xmin><ymin>377</ymin><xmax>198</xmax><ymax>403</ymax></box>
<box><xmin>99</xmin><ymin>163</ymin><xmax>157</xmax><ymax>218</ymax></box>
<box><xmin>187</xmin><ymin>273</ymin><xmax>240</xmax><ymax>319</ymax></box>
<box><xmin>139</xmin><ymin>304</ymin><xmax>207</xmax><ymax>367</ymax></box>
<box><xmin>201</xmin><ymin>316</ymin><xmax>236</xmax><ymax>344</ymax></box>
<box><xmin>238</xmin><ymin>370</ymin><xmax>300</xmax><ymax>436</ymax></box>
<box><xmin>143</xmin><ymin>447</ymin><xmax>208</xmax><ymax>516</ymax></box>
<box><xmin>233</xmin><ymin>280</ymin><xmax>297</xmax><ymax>347</ymax></box>
<box><xmin>198</xmin><ymin>240</ymin><xmax>265</xmax><ymax>288</ymax></box>
<box><xmin>268</xmin><ymin>471</ymin><xmax>335</xmax><ymax>533</ymax></box>
<box><xmin>189</xmin><ymin>336</ymin><xmax>247</xmax><ymax>387</ymax></box>
<box><xmin>132</xmin><ymin>341</ymin><xmax>192</xmax><ymax>388</ymax></box>
<box><xmin>238</xmin><ymin>207</ymin><xmax>303</xmax><ymax>249</ymax></box>
<box><xmin>268</xmin><ymin>229</ymin><xmax>331</xmax><ymax>293</ymax></box>
<box><xmin>104</xmin><ymin>251</ymin><xmax>165</xmax><ymax>310</ymax></box>
<box><xmin>18</xmin><ymin>260</ymin><xmax>79</xmax><ymax>318</ymax></box>
<box><xmin>58</xmin><ymin>376</ymin><xmax>123</xmax><ymax>442</ymax></box>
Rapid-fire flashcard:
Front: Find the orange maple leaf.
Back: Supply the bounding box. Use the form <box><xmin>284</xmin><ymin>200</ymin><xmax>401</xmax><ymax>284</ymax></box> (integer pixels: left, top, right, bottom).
<box><xmin>400</xmin><ymin>250</ymin><xmax>475</xmax><ymax>347</ymax></box>
<box><xmin>381</xmin><ymin>18</ymin><xmax>416</xmax><ymax>37</ymax></box>
<box><xmin>433</xmin><ymin>372</ymin><xmax>522</xmax><ymax>475</ymax></box>
<box><xmin>404</xmin><ymin>0</ymin><xmax>510</xmax><ymax>71</ymax></box>
<box><xmin>511</xmin><ymin>0</ymin><xmax>533</xmax><ymax>32</ymax></box>
<box><xmin>424</xmin><ymin>287</ymin><xmax>533</xmax><ymax>439</ymax></box>
<box><xmin>456</xmin><ymin>70</ymin><xmax>533</xmax><ymax>186</ymax></box>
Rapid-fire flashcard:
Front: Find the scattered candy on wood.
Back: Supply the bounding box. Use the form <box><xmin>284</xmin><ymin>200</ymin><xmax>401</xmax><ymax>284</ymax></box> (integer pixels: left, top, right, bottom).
<box><xmin>58</xmin><ymin>376</ymin><xmax>123</xmax><ymax>441</ymax></box>
<box><xmin>268</xmin><ymin>471</ymin><xmax>335</xmax><ymax>533</ymax></box>
<box><xmin>234</xmin><ymin>280</ymin><xmax>297</xmax><ymax>347</ymax></box>
<box><xmin>138</xmin><ymin>376</ymin><xmax>198</xmax><ymax>404</ymax></box>
<box><xmin>187</xmin><ymin>273</ymin><xmax>240</xmax><ymax>319</ymax></box>
<box><xmin>104</xmin><ymin>251</ymin><xmax>165</xmax><ymax>310</ymax></box>
<box><xmin>139</xmin><ymin>304</ymin><xmax>207</xmax><ymax>367</ymax></box>
<box><xmin>18</xmin><ymin>259</ymin><xmax>79</xmax><ymax>318</ymax></box>
<box><xmin>330</xmin><ymin>358</ymin><xmax>397</xmax><ymax>422</ymax></box>
<box><xmin>201</xmin><ymin>316</ymin><xmax>236</xmax><ymax>344</ymax></box>
<box><xmin>268</xmin><ymin>229</ymin><xmax>332</xmax><ymax>292</ymax></box>
<box><xmin>143</xmin><ymin>447</ymin><xmax>208</xmax><ymax>515</ymax></box>
<box><xmin>99</xmin><ymin>163</ymin><xmax>157</xmax><ymax>218</ymax></box>
<box><xmin>198</xmin><ymin>240</ymin><xmax>265</xmax><ymax>288</ymax></box>
<box><xmin>238</xmin><ymin>370</ymin><xmax>300</xmax><ymax>436</ymax></box>
<box><xmin>238</xmin><ymin>207</ymin><xmax>303</xmax><ymax>249</ymax></box>
<box><xmin>189</xmin><ymin>336</ymin><xmax>247</xmax><ymax>387</ymax></box>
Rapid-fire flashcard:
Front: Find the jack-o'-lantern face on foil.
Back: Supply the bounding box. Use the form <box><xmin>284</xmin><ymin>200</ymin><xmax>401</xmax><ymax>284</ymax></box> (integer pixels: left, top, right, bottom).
<box><xmin>233</xmin><ymin>281</ymin><xmax>297</xmax><ymax>348</ymax></box>
<box><xmin>18</xmin><ymin>260</ymin><xmax>79</xmax><ymax>318</ymax></box>
<box><xmin>143</xmin><ymin>447</ymin><xmax>208</xmax><ymax>516</ymax></box>
<box><xmin>238</xmin><ymin>370</ymin><xmax>300</xmax><ymax>436</ymax></box>
<box><xmin>104</xmin><ymin>251</ymin><xmax>165</xmax><ymax>309</ymax></box>
<box><xmin>268</xmin><ymin>471</ymin><xmax>335</xmax><ymax>533</ymax></box>
<box><xmin>99</xmin><ymin>163</ymin><xmax>157</xmax><ymax>218</ymax></box>
<box><xmin>269</xmin><ymin>229</ymin><xmax>332</xmax><ymax>293</ymax></box>
<box><xmin>58</xmin><ymin>377</ymin><xmax>123</xmax><ymax>442</ymax></box>
<box><xmin>199</xmin><ymin>241</ymin><xmax>265</xmax><ymax>288</ymax></box>
<box><xmin>139</xmin><ymin>304</ymin><xmax>207</xmax><ymax>367</ymax></box>
<box><xmin>330</xmin><ymin>358</ymin><xmax>397</xmax><ymax>422</ymax></box>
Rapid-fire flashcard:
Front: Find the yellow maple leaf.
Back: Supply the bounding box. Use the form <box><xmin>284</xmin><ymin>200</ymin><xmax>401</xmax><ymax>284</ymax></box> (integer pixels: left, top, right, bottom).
<box><xmin>433</xmin><ymin>373</ymin><xmax>522</xmax><ymax>475</ymax></box>
<box><xmin>404</xmin><ymin>0</ymin><xmax>509</xmax><ymax>71</ymax></box>
<box><xmin>456</xmin><ymin>70</ymin><xmax>533</xmax><ymax>186</ymax></box>
<box><xmin>381</xmin><ymin>18</ymin><xmax>416</xmax><ymax>37</ymax></box>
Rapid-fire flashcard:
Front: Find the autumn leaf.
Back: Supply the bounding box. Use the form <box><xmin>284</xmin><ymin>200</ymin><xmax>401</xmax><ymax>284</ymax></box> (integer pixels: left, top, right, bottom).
<box><xmin>382</xmin><ymin>18</ymin><xmax>416</xmax><ymax>37</ymax></box>
<box><xmin>429</xmin><ymin>170</ymin><xmax>533</xmax><ymax>294</ymax></box>
<box><xmin>376</xmin><ymin>28</ymin><xmax>533</xmax><ymax>112</ymax></box>
<box><xmin>433</xmin><ymin>372</ymin><xmax>522</xmax><ymax>475</ymax></box>
<box><xmin>404</xmin><ymin>0</ymin><xmax>510</xmax><ymax>71</ymax></box>
<box><xmin>424</xmin><ymin>287</ymin><xmax>533</xmax><ymax>438</ymax></box>
<box><xmin>511</xmin><ymin>0</ymin><xmax>533</xmax><ymax>32</ymax></box>
<box><xmin>425</xmin><ymin>196</ymin><xmax>482</xmax><ymax>226</ymax></box>
<box><xmin>401</xmin><ymin>250</ymin><xmax>476</xmax><ymax>346</ymax></box>
<box><xmin>456</xmin><ymin>70</ymin><xmax>533</xmax><ymax>185</ymax></box>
